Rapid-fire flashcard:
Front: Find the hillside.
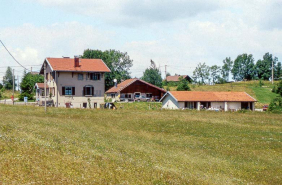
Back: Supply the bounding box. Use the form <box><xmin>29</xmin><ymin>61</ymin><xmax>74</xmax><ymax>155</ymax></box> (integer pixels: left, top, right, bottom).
<box><xmin>165</xmin><ymin>81</ymin><xmax>279</xmax><ymax>108</ymax></box>
<box><xmin>0</xmin><ymin>105</ymin><xmax>281</xmax><ymax>184</ymax></box>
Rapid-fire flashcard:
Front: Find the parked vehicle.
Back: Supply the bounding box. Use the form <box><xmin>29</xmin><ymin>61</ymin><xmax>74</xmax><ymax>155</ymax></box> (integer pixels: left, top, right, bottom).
<box><xmin>104</xmin><ymin>103</ymin><xmax>117</xmax><ymax>109</ymax></box>
<box><xmin>135</xmin><ymin>95</ymin><xmax>150</xmax><ymax>102</ymax></box>
<box><xmin>263</xmin><ymin>105</ymin><xmax>268</xmax><ymax>111</ymax></box>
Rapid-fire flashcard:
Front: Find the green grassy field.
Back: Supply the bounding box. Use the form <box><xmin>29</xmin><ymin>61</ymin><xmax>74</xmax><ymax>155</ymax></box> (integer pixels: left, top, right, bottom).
<box><xmin>0</xmin><ymin>104</ymin><xmax>281</xmax><ymax>184</ymax></box>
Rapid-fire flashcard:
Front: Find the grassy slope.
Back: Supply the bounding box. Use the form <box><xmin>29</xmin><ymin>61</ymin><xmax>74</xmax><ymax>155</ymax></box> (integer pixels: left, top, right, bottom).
<box><xmin>166</xmin><ymin>81</ymin><xmax>279</xmax><ymax>108</ymax></box>
<box><xmin>0</xmin><ymin>105</ymin><xmax>281</xmax><ymax>184</ymax></box>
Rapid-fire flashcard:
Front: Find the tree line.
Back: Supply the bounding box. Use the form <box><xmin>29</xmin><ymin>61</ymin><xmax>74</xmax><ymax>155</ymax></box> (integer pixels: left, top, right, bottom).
<box><xmin>193</xmin><ymin>52</ymin><xmax>282</xmax><ymax>84</ymax></box>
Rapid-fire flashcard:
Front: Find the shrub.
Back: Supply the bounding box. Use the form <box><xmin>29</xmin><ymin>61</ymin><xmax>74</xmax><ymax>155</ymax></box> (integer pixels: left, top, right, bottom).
<box><xmin>259</xmin><ymin>79</ymin><xmax>264</xmax><ymax>87</ymax></box>
<box><xmin>272</xmin><ymin>85</ymin><xmax>277</xmax><ymax>93</ymax></box>
<box><xmin>276</xmin><ymin>81</ymin><xmax>282</xmax><ymax>96</ymax></box>
<box><xmin>268</xmin><ymin>97</ymin><xmax>282</xmax><ymax>112</ymax></box>
<box><xmin>176</xmin><ymin>77</ymin><xmax>191</xmax><ymax>91</ymax></box>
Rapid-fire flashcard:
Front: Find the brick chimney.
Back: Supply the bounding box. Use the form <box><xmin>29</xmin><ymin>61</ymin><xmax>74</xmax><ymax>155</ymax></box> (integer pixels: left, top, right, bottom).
<box><xmin>74</xmin><ymin>56</ymin><xmax>79</xmax><ymax>67</ymax></box>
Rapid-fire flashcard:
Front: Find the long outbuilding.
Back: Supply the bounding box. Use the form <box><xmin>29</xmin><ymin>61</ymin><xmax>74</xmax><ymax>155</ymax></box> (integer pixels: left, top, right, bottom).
<box><xmin>160</xmin><ymin>91</ymin><xmax>257</xmax><ymax>111</ymax></box>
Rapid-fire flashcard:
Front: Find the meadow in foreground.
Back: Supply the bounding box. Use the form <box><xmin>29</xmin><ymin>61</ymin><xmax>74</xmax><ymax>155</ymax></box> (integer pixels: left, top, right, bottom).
<box><xmin>0</xmin><ymin>104</ymin><xmax>281</xmax><ymax>184</ymax></box>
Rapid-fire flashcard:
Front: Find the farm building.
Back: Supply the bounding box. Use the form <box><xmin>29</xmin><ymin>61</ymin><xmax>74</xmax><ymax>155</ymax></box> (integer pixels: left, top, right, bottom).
<box><xmin>160</xmin><ymin>91</ymin><xmax>257</xmax><ymax>111</ymax></box>
<box><xmin>166</xmin><ymin>75</ymin><xmax>192</xmax><ymax>83</ymax></box>
<box><xmin>105</xmin><ymin>78</ymin><xmax>166</xmax><ymax>102</ymax></box>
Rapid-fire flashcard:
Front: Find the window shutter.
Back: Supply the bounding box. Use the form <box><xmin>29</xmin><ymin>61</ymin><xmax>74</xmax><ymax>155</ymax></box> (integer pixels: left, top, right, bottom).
<box><xmin>83</xmin><ymin>86</ymin><xmax>85</xmax><ymax>96</ymax></box>
<box><xmin>72</xmin><ymin>87</ymin><xmax>75</xmax><ymax>95</ymax></box>
<box><xmin>62</xmin><ymin>87</ymin><xmax>65</xmax><ymax>95</ymax></box>
<box><xmin>92</xmin><ymin>87</ymin><xmax>94</xmax><ymax>96</ymax></box>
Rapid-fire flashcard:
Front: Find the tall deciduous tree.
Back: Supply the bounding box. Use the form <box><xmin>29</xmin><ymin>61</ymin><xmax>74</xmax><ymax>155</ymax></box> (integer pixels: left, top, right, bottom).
<box><xmin>222</xmin><ymin>57</ymin><xmax>233</xmax><ymax>81</ymax></box>
<box><xmin>275</xmin><ymin>62</ymin><xmax>282</xmax><ymax>79</ymax></box>
<box><xmin>232</xmin><ymin>54</ymin><xmax>255</xmax><ymax>81</ymax></box>
<box><xmin>141</xmin><ymin>60</ymin><xmax>163</xmax><ymax>88</ymax></box>
<box><xmin>193</xmin><ymin>63</ymin><xmax>210</xmax><ymax>84</ymax></box>
<box><xmin>19</xmin><ymin>71</ymin><xmax>44</xmax><ymax>100</ymax></box>
<box><xmin>256</xmin><ymin>53</ymin><xmax>277</xmax><ymax>80</ymax></box>
<box><xmin>83</xmin><ymin>49</ymin><xmax>133</xmax><ymax>90</ymax></box>
<box><xmin>210</xmin><ymin>65</ymin><xmax>221</xmax><ymax>84</ymax></box>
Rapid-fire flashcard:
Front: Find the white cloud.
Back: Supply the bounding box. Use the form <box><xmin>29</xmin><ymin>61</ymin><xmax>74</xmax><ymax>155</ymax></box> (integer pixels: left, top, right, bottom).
<box><xmin>23</xmin><ymin>0</ymin><xmax>221</xmax><ymax>26</ymax></box>
<box><xmin>0</xmin><ymin>22</ymin><xmax>113</xmax><ymax>77</ymax></box>
<box><xmin>2</xmin><ymin>0</ymin><xmax>282</xmax><ymax>80</ymax></box>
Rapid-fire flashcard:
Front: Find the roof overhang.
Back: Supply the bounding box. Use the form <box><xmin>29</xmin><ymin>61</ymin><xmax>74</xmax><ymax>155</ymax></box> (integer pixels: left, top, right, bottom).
<box><xmin>159</xmin><ymin>91</ymin><xmax>178</xmax><ymax>102</ymax></box>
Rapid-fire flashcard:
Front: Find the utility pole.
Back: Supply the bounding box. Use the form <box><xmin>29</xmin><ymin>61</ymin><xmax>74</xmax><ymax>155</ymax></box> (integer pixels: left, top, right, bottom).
<box><xmin>3</xmin><ymin>76</ymin><xmax>6</xmax><ymax>104</ymax></box>
<box><xmin>44</xmin><ymin>62</ymin><xmax>47</xmax><ymax>112</ymax></box>
<box><xmin>272</xmin><ymin>60</ymin><xmax>274</xmax><ymax>84</ymax></box>
<box><xmin>165</xmin><ymin>65</ymin><xmax>167</xmax><ymax>77</ymax></box>
<box><xmin>17</xmin><ymin>75</ymin><xmax>19</xmax><ymax>91</ymax></box>
<box><xmin>13</xmin><ymin>69</ymin><xmax>14</xmax><ymax>106</ymax></box>
<box><xmin>31</xmin><ymin>67</ymin><xmax>32</xmax><ymax>74</ymax></box>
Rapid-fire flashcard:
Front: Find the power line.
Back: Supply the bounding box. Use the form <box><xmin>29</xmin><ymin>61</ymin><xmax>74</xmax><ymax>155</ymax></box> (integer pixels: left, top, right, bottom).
<box><xmin>0</xmin><ymin>40</ymin><xmax>29</xmax><ymax>70</ymax></box>
<box><xmin>0</xmin><ymin>65</ymin><xmax>41</xmax><ymax>69</ymax></box>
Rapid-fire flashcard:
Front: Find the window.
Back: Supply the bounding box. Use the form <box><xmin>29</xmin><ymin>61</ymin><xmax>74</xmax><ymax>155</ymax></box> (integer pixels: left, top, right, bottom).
<box><xmin>62</xmin><ymin>87</ymin><xmax>75</xmax><ymax>96</ymax></box>
<box><xmin>78</xmin><ymin>73</ymin><xmax>83</xmax><ymax>80</ymax></box>
<box><xmin>65</xmin><ymin>87</ymin><xmax>72</xmax><ymax>95</ymax></box>
<box><xmin>83</xmin><ymin>103</ymin><xmax>87</xmax><ymax>108</ymax></box>
<box><xmin>111</xmin><ymin>93</ymin><xmax>115</xmax><ymax>98</ymax></box>
<box><xmin>124</xmin><ymin>94</ymin><xmax>132</xmax><ymax>98</ymax></box>
<box><xmin>90</xmin><ymin>73</ymin><xmax>100</xmax><ymax>80</ymax></box>
<box><xmin>146</xmin><ymin>93</ymin><xmax>153</xmax><ymax>98</ymax></box>
<box><xmin>41</xmin><ymin>89</ymin><xmax>45</xmax><ymax>96</ymax></box>
<box><xmin>83</xmin><ymin>86</ymin><xmax>94</xmax><ymax>96</ymax></box>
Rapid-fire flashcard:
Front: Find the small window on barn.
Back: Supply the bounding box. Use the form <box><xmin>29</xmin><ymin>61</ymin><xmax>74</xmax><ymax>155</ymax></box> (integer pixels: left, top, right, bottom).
<box><xmin>146</xmin><ymin>93</ymin><xmax>152</xmax><ymax>98</ymax></box>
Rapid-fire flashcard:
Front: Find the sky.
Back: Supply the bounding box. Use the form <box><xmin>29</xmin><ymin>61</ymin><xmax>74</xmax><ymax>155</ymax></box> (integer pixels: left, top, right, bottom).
<box><xmin>1</xmin><ymin>0</ymin><xmax>282</xmax><ymax>81</ymax></box>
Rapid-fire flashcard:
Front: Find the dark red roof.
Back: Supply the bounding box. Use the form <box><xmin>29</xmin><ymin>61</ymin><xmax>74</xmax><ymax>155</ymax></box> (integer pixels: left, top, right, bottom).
<box><xmin>166</xmin><ymin>75</ymin><xmax>190</xmax><ymax>82</ymax></box>
<box><xmin>105</xmin><ymin>78</ymin><xmax>166</xmax><ymax>94</ymax></box>
<box><xmin>41</xmin><ymin>57</ymin><xmax>110</xmax><ymax>73</ymax></box>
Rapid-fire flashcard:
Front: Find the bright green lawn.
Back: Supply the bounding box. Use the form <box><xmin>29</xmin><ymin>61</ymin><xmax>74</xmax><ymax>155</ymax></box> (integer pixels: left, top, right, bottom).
<box><xmin>251</xmin><ymin>87</ymin><xmax>278</xmax><ymax>104</ymax></box>
<box><xmin>0</xmin><ymin>105</ymin><xmax>281</xmax><ymax>184</ymax></box>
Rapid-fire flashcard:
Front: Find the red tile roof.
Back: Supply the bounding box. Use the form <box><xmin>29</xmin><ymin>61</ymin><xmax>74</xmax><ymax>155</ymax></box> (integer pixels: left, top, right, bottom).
<box><xmin>166</xmin><ymin>75</ymin><xmax>189</xmax><ymax>82</ymax></box>
<box><xmin>35</xmin><ymin>83</ymin><xmax>49</xmax><ymax>89</ymax></box>
<box><xmin>105</xmin><ymin>78</ymin><xmax>166</xmax><ymax>93</ymax></box>
<box><xmin>41</xmin><ymin>58</ymin><xmax>110</xmax><ymax>73</ymax></box>
<box><xmin>163</xmin><ymin>91</ymin><xmax>256</xmax><ymax>102</ymax></box>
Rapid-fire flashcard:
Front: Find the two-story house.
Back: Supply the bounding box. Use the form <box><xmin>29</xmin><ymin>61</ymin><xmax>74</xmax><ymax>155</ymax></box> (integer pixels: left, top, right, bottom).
<box><xmin>37</xmin><ymin>56</ymin><xmax>110</xmax><ymax>108</ymax></box>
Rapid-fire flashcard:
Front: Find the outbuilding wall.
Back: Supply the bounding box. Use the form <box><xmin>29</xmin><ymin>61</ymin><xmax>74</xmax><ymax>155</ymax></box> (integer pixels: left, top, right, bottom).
<box><xmin>211</xmin><ymin>102</ymin><xmax>225</xmax><ymax>109</ymax></box>
<box><xmin>227</xmin><ymin>102</ymin><xmax>241</xmax><ymax>110</ymax></box>
<box><xmin>161</xmin><ymin>95</ymin><xmax>179</xmax><ymax>109</ymax></box>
